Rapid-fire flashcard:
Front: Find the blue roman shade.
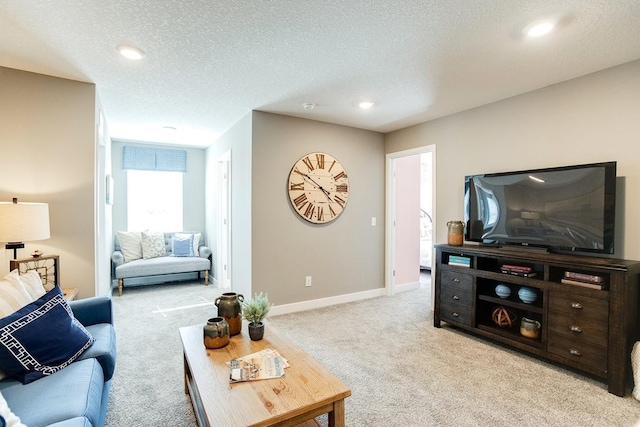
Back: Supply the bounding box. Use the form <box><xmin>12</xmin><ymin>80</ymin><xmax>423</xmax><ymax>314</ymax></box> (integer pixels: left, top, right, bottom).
<box><xmin>123</xmin><ymin>146</ymin><xmax>187</xmax><ymax>172</ymax></box>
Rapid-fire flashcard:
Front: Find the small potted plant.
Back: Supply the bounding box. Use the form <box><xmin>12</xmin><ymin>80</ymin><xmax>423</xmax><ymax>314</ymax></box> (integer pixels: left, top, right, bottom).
<box><xmin>241</xmin><ymin>293</ymin><xmax>273</xmax><ymax>341</ymax></box>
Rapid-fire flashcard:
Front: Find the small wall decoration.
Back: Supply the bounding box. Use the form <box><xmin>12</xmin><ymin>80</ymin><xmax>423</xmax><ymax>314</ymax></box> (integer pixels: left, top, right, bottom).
<box><xmin>106</xmin><ymin>175</ymin><xmax>114</xmax><ymax>205</ymax></box>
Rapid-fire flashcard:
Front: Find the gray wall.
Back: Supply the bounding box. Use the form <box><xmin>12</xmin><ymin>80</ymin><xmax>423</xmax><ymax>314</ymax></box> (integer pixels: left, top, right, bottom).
<box><xmin>0</xmin><ymin>67</ymin><xmax>98</xmax><ymax>298</ymax></box>
<box><xmin>250</xmin><ymin>111</ymin><xmax>385</xmax><ymax>305</ymax></box>
<box><xmin>111</xmin><ymin>140</ymin><xmax>207</xmax><ymax>237</ymax></box>
<box><xmin>385</xmin><ymin>59</ymin><xmax>640</xmax><ymax>260</ymax></box>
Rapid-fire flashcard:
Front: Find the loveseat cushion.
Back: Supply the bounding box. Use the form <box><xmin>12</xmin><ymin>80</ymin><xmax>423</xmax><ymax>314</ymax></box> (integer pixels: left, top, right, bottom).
<box><xmin>0</xmin><ymin>358</ymin><xmax>104</xmax><ymax>427</ymax></box>
<box><xmin>115</xmin><ymin>255</ymin><xmax>210</xmax><ymax>279</ymax></box>
<box><xmin>79</xmin><ymin>323</ymin><xmax>116</xmax><ymax>381</ymax></box>
<box><xmin>47</xmin><ymin>417</ymin><xmax>92</xmax><ymax>427</ymax></box>
<box><xmin>70</xmin><ymin>295</ymin><xmax>113</xmax><ymax>327</ymax></box>
<box><xmin>0</xmin><ymin>287</ymin><xmax>94</xmax><ymax>384</ymax></box>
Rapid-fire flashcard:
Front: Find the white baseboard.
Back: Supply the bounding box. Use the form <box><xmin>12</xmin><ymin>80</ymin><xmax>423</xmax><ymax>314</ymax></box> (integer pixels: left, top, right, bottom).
<box><xmin>394</xmin><ymin>281</ymin><xmax>421</xmax><ymax>293</ymax></box>
<box><xmin>270</xmin><ymin>287</ymin><xmax>387</xmax><ymax>316</ymax></box>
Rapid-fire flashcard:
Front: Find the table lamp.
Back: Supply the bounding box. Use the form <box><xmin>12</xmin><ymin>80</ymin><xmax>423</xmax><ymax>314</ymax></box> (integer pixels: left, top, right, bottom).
<box><xmin>0</xmin><ymin>198</ymin><xmax>50</xmax><ymax>260</ymax></box>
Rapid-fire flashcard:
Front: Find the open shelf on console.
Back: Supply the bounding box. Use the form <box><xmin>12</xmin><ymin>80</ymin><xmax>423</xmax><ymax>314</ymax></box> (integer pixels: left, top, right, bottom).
<box><xmin>477</xmin><ymin>294</ymin><xmax>544</xmax><ymax>314</ymax></box>
<box><xmin>476</xmin><ymin>323</ymin><xmax>544</xmax><ymax>349</ymax></box>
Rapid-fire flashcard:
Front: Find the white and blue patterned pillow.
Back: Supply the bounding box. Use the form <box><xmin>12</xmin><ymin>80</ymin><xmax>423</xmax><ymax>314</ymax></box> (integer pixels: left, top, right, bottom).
<box><xmin>0</xmin><ymin>286</ymin><xmax>95</xmax><ymax>384</ymax></box>
<box><xmin>141</xmin><ymin>231</ymin><xmax>166</xmax><ymax>259</ymax></box>
<box><xmin>171</xmin><ymin>234</ymin><xmax>194</xmax><ymax>257</ymax></box>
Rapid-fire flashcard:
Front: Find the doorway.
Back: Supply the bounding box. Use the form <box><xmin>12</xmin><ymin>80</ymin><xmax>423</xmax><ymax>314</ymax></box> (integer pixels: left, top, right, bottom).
<box><xmin>385</xmin><ymin>145</ymin><xmax>436</xmax><ymax>308</ymax></box>
<box><xmin>217</xmin><ymin>150</ymin><xmax>231</xmax><ymax>289</ymax></box>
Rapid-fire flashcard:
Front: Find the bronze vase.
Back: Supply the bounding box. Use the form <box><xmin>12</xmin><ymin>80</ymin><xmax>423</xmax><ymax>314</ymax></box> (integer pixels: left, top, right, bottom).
<box><xmin>214</xmin><ymin>292</ymin><xmax>244</xmax><ymax>336</ymax></box>
<box><xmin>203</xmin><ymin>317</ymin><xmax>230</xmax><ymax>349</ymax></box>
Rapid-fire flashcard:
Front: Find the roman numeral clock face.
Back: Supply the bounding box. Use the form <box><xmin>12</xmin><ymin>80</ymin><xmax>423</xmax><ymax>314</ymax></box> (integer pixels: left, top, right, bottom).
<box><xmin>288</xmin><ymin>152</ymin><xmax>349</xmax><ymax>224</ymax></box>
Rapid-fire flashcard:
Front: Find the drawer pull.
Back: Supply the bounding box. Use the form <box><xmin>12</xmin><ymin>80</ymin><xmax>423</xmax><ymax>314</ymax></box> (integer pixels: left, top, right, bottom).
<box><xmin>452</xmin><ymin>312</ymin><xmax>459</xmax><ymax>317</ymax></box>
<box><xmin>569</xmin><ymin>349</ymin><xmax>581</xmax><ymax>356</ymax></box>
<box><xmin>453</xmin><ymin>278</ymin><xmax>460</xmax><ymax>283</ymax></box>
<box><xmin>570</xmin><ymin>325</ymin><xmax>582</xmax><ymax>333</ymax></box>
<box><xmin>570</xmin><ymin>302</ymin><xmax>583</xmax><ymax>309</ymax></box>
<box><xmin>452</xmin><ymin>295</ymin><xmax>460</xmax><ymax>300</ymax></box>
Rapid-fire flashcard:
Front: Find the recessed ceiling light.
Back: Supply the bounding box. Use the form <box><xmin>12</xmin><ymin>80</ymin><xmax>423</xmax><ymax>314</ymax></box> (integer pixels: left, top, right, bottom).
<box><xmin>302</xmin><ymin>103</ymin><xmax>316</xmax><ymax>110</ymax></box>
<box><xmin>359</xmin><ymin>101</ymin><xmax>374</xmax><ymax>109</ymax></box>
<box><xmin>523</xmin><ymin>21</ymin><xmax>555</xmax><ymax>37</ymax></box>
<box><xmin>117</xmin><ymin>45</ymin><xmax>145</xmax><ymax>60</ymax></box>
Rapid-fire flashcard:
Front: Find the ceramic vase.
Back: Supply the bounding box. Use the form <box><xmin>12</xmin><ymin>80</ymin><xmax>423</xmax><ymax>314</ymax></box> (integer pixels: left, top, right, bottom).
<box><xmin>203</xmin><ymin>317</ymin><xmax>230</xmax><ymax>349</ymax></box>
<box><xmin>215</xmin><ymin>292</ymin><xmax>244</xmax><ymax>336</ymax></box>
<box><xmin>520</xmin><ymin>317</ymin><xmax>541</xmax><ymax>339</ymax></box>
<box><xmin>446</xmin><ymin>221</ymin><xmax>464</xmax><ymax>246</ymax></box>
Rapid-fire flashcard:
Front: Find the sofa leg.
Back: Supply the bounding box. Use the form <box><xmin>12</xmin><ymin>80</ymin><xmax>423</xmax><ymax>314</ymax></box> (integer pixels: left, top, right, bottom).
<box><xmin>118</xmin><ymin>279</ymin><xmax>123</xmax><ymax>296</ymax></box>
<box><xmin>204</xmin><ymin>270</ymin><xmax>209</xmax><ymax>286</ymax></box>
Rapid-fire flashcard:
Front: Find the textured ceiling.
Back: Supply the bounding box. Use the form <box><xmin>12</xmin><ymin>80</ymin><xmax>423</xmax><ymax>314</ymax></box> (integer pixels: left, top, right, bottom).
<box><xmin>1</xmin><ymin>1</ymin><xmax>640</xmax><ymax>148</ymax></box>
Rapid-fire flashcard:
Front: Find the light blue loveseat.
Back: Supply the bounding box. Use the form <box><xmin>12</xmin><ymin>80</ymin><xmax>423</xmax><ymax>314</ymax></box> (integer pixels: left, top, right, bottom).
<box><xmin>0</xmin><ymin>295</ymin><xmax>116</xmax><ymax>426</ymax></box>
<box><xmin>111</xmin><ymin>231</ymin><xmax>212</xmax><ymax>296</ymax></box>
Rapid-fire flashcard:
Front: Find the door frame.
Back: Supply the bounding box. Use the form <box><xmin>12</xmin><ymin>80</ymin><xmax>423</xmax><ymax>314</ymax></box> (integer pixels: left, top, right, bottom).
<box><xmin>217</xmin><ymin>150</ymin><xmax>232</xmax><ymax>289</ymax></box>
<box><xmin>385</xmin><ymin>145</ymin><xmax>436</xmax><ymax>305</ymax></box>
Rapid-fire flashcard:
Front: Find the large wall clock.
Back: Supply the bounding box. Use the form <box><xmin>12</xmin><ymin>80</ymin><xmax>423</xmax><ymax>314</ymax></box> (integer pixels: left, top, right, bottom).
<box><xmin>288</xmin><ymin>152</ymin><xmax>349</xmax><ymax>224</ymax></box>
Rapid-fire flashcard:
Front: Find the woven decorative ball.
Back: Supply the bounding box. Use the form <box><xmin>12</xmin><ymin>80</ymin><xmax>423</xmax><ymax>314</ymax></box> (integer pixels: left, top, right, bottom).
<box><xmin>492</xmin><ymin>306</ymin><xmax>517</xmax><ymax>328</ymax></box>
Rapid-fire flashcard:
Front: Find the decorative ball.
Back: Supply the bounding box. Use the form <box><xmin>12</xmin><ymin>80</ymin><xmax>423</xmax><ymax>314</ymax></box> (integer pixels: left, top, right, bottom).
<box><xmin>518</xmin><ymin>287</ymin><xmax>537</xmax><ymax>304</ymax></box>
<box><xmin>492</xmin><ymin>306</ymin><xmax>517</xmax><ymax>328</ymax></box>
<box><xmin>495</xmin><ymin>284</ymin><xmax>511</xmax><ymax>299</ymax></box>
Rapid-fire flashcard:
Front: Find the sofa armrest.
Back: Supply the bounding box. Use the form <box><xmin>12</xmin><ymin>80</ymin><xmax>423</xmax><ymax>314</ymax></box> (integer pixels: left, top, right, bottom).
<box><xmin>198</xmin><ymin>245</ymin><xmax>212</xmax><ymax>259</ymax></box>
<box><xmin>111</xmin><ymin>250</ymin><xmax>124</xmax><ymax>266</ymax></box>
<box><xmin>70</xmin><ymin>296</ymin><xmax>113</xmax><ymax>326</ymax></box>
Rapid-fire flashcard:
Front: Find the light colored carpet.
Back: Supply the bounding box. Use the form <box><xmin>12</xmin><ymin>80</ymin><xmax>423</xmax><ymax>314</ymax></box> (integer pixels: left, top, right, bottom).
<box><xmin>105</xmin><ymin>280</ymin><xmax>640</xmax><ymax>426</ymax></box>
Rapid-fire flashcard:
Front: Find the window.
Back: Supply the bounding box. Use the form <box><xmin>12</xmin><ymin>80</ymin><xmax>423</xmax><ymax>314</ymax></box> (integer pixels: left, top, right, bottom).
<box><xmin>127</xmin><ymin>170</ymin><xmax>183</xmax><ymax>231</ymax></box>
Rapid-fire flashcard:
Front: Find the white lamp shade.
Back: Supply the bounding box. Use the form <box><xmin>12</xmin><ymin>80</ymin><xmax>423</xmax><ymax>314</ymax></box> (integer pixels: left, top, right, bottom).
<box><xmin>0</xmin><ymin>201</ymin><xmax>50</xmax><ymax>243</ymax></box>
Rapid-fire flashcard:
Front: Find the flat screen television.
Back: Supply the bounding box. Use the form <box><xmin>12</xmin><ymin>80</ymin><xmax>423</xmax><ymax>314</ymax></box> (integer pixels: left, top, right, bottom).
<box><xmin>464</xmin><ymin>161</ymin><xmax>616</xmax><ymax>254</ymax></box>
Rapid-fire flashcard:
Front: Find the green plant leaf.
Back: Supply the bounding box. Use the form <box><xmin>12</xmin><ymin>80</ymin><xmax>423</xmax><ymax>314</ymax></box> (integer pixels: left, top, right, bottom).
<box><xmin>241</xmin><ymin>292</ymin><xmax>273</xmax><ymax>323</ymax></box>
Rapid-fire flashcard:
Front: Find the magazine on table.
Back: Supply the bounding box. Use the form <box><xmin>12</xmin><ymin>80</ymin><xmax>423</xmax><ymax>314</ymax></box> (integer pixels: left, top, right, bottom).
<box><xmin>229</xmin><ymin>349</ymin><xmax>289</xmax><ymax>383</ymax></box>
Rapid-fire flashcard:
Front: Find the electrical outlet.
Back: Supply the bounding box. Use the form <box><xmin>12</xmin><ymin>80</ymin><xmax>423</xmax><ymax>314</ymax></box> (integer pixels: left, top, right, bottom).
<box><xmin>371</xmin><ymin>217</ymin><xmax>376</xmax><ymax>226</ymax></box>
<box><xmin>305</xmin><ymin>276</ymin><xmax>312</xmax><ymax>287</ymax></box>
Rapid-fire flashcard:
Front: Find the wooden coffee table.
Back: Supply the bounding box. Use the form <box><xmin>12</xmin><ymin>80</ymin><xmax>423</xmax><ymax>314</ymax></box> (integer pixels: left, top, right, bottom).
<box><xmin>179</xmin><ymin>323</ymin><xmax>351</xmax><ymax>427</ymax></box>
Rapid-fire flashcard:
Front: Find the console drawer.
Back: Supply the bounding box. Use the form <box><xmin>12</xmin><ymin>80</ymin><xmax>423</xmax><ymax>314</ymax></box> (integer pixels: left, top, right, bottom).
<box><xmin>549</xmin><ymin>291</ymin><xmax>608</xmax><ymax>323</ymax></box>
<box><xmin>548</xmin><ymin>333</ymin><xmax>607</xmax><ymax>372</ymax></box>
<box><xmin>440</xmin><ymin>284</ymin><xmax>472</xmax><ymax>307</ymax></box>
<box><xmin>440</xmin><ymin>301</ymin><xmax>472</xmax><ymax>326</ymax></box>
<box><xmin>548</xmin><ymin>312</ymin><xmax>608</xmax><ymax>347</ymax></box>
<box><xmin>441</xmin><ymin>270</ymin><xmax>473</xmax><ymax>290</ymax></box>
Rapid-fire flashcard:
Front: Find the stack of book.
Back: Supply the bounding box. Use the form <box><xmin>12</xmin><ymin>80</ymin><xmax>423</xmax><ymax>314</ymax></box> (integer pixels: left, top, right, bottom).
<box><xmin>560</xmin><ymin>271</ymin><xmax>605</xmax><ymax>290</ymax></box>
<box><xmin>448</xmin><ymin>255</ymin><xmax>471</xmax><ymax>267</ymax></box>
<box><xmin>500</xmin><ymin>264</ymin><xmax>536</xmax><ymax>277</ymax></box>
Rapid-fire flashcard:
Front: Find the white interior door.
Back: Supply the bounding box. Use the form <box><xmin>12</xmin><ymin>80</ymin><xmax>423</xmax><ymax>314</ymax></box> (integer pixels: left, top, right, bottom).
<box><xmin>217</xmin><ymin>150</ymin><xmax>231</xmax><ymax>289</ymax></box>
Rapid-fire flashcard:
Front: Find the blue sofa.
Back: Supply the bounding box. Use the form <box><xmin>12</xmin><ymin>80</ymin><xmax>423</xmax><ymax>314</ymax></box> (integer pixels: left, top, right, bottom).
<box><xmin>112</xmin><ymin>231</ymin><xmax>212</xmax><ymax>296</ymax></box>
<box><xmin>0</xmin><ymin>296</ymin><xmax>116</xmax><ymax>427</ymax></box>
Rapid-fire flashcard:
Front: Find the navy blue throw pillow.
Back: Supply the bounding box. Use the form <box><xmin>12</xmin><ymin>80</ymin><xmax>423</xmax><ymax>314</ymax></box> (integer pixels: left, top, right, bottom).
<box><xmin>0</xmin><ymin>286</ymin><xmax>95</xmax><ymax>384</ymax></box>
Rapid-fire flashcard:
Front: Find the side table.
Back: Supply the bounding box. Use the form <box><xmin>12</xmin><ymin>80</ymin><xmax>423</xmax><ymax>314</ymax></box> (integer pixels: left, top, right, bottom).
<box><xmin>62</xmin><ymin>287</ymin><xmax>78</xmax><ymax>302</ymax></box>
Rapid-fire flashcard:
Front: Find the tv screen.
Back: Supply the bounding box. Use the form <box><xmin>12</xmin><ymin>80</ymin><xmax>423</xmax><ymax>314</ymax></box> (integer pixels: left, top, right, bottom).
<box><xmin>464</xmin><ymin>161</ymin><xmax>616</xmax><ymax>254</ymax></box>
